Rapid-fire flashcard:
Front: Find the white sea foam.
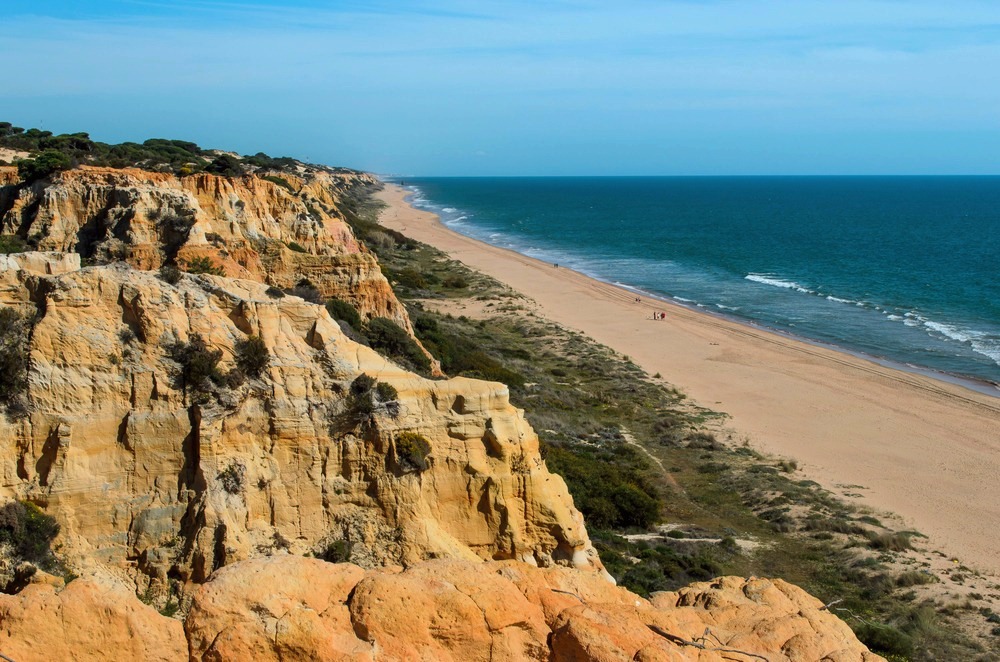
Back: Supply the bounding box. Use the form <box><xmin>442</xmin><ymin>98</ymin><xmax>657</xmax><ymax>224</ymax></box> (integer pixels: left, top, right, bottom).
<box><xmin>745</xmin><ymin>273</ymin><xmax>812</xmax><ymax>294</ymax></box>
<box><xmin>924</xmin><ymin>321</ymin><xmax>1000</xmax><ymax>366</ymax></box>
<box><xmin>826</xmin><ymin>296</ymin><xmax>854</xmax><ymax>304</ymax></box>
<box><xmin>442</xmin><ymin>207</ymin><xmax>457</xmax><ymax>213</ymax></box>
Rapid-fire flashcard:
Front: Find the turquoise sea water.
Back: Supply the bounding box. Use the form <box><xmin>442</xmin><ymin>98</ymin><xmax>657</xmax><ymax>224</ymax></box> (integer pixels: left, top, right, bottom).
<box><xmin>396</xmin><ymin>177</ymin><xmax>1000</xmax><ymax>391</ymax></box>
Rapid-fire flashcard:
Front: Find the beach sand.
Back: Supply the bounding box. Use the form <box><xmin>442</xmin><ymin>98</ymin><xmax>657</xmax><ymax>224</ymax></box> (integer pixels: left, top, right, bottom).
<box><xmin>376</xmin><ymin>184</ymin><xmax>1000</xmax><ymax>575</ymax></box>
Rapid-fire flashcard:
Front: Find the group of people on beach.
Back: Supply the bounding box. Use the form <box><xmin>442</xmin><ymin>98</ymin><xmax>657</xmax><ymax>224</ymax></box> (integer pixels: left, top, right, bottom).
<box><xmin>653</xmin><ymin>311</ymin><xmax>666</xmax><ymax>320</ymax></box>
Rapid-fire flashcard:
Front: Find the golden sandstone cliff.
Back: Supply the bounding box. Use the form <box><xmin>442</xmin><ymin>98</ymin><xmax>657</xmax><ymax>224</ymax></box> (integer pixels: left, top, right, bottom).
<box><xmin>0</xmin><ymin>166</ymin><xmax>411</xmax><ymax>332</ymax></box>
<box><xmin>0</xmin><ymin>166</ymin><xmax>882</xmax><ymax>660</ymax></box>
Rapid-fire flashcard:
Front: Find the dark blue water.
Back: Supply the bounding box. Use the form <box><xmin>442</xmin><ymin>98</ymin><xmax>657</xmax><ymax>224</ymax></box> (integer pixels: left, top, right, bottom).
<box><xmin>397</xmin><ymin>177</ymin><xmax>1000</xmax><ymax>389</ymax></box>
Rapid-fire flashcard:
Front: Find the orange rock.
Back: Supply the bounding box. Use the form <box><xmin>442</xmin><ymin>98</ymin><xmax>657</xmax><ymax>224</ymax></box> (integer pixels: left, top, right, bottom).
<box><xmin>0</xmin><ymin>577</ymin><xmax>186</xmax><ymax>662</ymax></box>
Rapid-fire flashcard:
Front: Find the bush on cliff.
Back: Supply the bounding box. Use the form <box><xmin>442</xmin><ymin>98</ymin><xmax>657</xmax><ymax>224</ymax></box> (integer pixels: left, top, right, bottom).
<box><xmin>234</xmin><ymin>334</ymin><xmax>270</xmax><ymax>378</ymax></box>
<box><xmin>182</xmin><ymin>256</ymin><xmax>226</xmax><ymax>276</ymax></box>
<box><xmin>0</xmin><ymin>500</ymin><xmax>62</xmax><ymax>583</ymax></box>
<box><xmin>16</xmin><ymin>150</ymin><xmax>72</xmax><ymax>183</ymax></box>
<box><xmin>326</xmin><ymin>298</ymin><xmax>362</xmax><ymax>330</ymax></box>
<box><xmin>394</xmin><ymin>431</ymin><xmax>431</xmax><ymax>472</ymax></box>
<box><xmin>364</xmin><ymin>317</ymin><xmax>430</xmax><ymax>373</ymax></box>
<box><xmin>168</xmin><ymin>333</ymin><xmax>223</xmax><ymax>391</ymax></box>
<box><xmin>0</xmin><ymin>235</ymin><xmax>26</xmax><ymax>254</ymax></box>
<box><xmin>0</xmin><ymin>308</ymin><xmax>32</xmax><ymax>417</ymax></box>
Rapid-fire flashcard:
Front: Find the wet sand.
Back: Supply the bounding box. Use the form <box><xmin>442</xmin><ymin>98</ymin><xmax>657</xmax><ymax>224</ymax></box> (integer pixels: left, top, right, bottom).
<box><xmin>376</xmin><ymin>184</ymin><xmax>1000</xmax><ymax>574</ymax></box>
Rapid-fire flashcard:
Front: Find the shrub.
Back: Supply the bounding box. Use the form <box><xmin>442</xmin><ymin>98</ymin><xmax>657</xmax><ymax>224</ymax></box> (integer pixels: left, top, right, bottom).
<box><xmin>16</xmin><ymin>150</ymin><xmax>72</xmax><ymax>182</ymax></box>
<box><xmin>158</xmin><ymin>264</ymin><xmax>182</xmax><ymax>285</ymax></box>
<box><xmin>265</xmin><ymin>286</ymin><xmax>285</xmax><ymax>298</ymax></box>
<box><xmin>0</xmin><ymin>235</ymin><xmax>26</xmax><ymax>254</ymax></box>
<box><xmin>218</xmin><ymin>462</ymin><xmax>245</xmax><ymax>494</ymax></box>
<box><xmin>326</xmin><ymin>298</ymin><xmax>361</xmax><ymax>329</ymax></box>
<box><xmin>375</xmin><ymin>381</ymin><xmax>398</xmax><ymax>402</ymax></box>
<box><xmin>395</xmin><ymin>431</ymin><xmax>431</xmax><ymax>472</ymax></box>
<box><xmin>204</xmin><ymin>154</ymin><xmax>244</xmax><ymax>177</ymax></box>
<box><xmin>168</xmin><ymin>333</ymin><xmax>223</xmax><ymax>390</ymax></box>
<box><xmin>286</xmin><ymin>241</ymin><xmax>308</xmax><ymax>253</ymax></box>
<box><xmin>866</xmin><ymin>531</ymin><xmax>913</xmax><ymax>552</ymax></box>
<box><xmin>0</xmin><ymin>308</ymin><xmax>32</xmax><ymax>415</ymax></box>
<box><xmin>287</xmin><ymin>279</ymin><xmax>323</xmax><ymax>303</ymax></box>
<box><xmin>0</xmin><ymin>501</ymin><xmax>60</xmax><ymax>569</ymax></box>
<box><xmin>234</xmin><ymin>334</ymin><xmax>269</xmax><ymax>378</ymax></box>
<box><xmin>182</xmin><ymin>256</ymin><xmax>225</xmax><ymax>276</ymax></box>
<box><xmin>855</xmin><ymin>624</ymin><xmax>913</xmax><ymax>657</ymax></box>
<box><xmin>262</xmin><ymin>175</ymin><xmax>295</xmax><ymax>192</ymax></box>
<box><xmin>318</xmin><ymin>539</ymin><xmax>351</xmax><ymax>563</ymax></box>
<box><xmin>442</xmin><ymin>274</ymin><xmax>469</xmax><ymax>289</ymax></box>
<box><xmin>364</xmin><ymin>317</ymin><xmax>430</xmax><ymax>372</ymax></box>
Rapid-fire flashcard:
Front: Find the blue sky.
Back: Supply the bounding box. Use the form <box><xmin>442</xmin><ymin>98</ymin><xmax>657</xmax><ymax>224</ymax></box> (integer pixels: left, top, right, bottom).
<box><xmin>2</xmin><ymin>1</ymin><xmax>999</xmax><ymax>175</ymax></box>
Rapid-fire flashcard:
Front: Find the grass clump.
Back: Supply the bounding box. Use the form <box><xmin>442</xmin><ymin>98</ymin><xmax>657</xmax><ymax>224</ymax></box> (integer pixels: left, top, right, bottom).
<box><xmin>286</xmin><ymin>241</ymin><xmax>308</xmax><ymax>253</ymax></box>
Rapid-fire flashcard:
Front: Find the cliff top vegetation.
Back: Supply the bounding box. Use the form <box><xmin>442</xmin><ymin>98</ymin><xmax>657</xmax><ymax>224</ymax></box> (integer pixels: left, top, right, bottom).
<box><xmin>0</xmin><ymin>121</ymin><xmax>362</xmax><ymax>179</ymax></box>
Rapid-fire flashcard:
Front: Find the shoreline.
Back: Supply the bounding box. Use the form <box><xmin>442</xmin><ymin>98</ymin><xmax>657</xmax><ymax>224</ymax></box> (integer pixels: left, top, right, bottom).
<box><xmin>375</xmin><ymin>183</ymin><xmax>1000</xmax><ymax>575</ymax></box>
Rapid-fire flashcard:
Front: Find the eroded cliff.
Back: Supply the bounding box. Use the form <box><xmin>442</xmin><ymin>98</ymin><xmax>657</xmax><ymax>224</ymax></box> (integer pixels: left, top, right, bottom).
<box><xmin>0</xmin><ymin>166</ymin><xmax>410</xmax><ymax>331</ymax></box>
<box><xmin>0</xmin><ymin>255</ymin><xmax>602</xmax><ymax>600</ymax></box>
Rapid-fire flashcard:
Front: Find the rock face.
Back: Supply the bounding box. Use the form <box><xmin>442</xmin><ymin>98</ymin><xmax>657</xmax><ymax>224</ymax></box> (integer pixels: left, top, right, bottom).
<box><xmin>0</xmin><ymin>555</ymin><xmax>882</xmax><ymax>662</ymax></box>
<box><xmin>0</xmin><ymin>257</ymin><xmax>600</xmax><ymax>597</ymax></box>
<box><xmin>0</xmin><ymin>573</ymin><xmax>187</xmax><ymax>662</ymax></box>
<box><xmin>0</xmin><ymin>166</ymin><xmax>411</xmax><ymax>331</ymax></box>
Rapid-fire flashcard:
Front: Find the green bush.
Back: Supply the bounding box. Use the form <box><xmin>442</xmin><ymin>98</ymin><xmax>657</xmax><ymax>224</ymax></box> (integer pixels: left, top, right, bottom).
<box><xmin>0</xmin><ymin>308</ymin><xmax>32</xmax><ymax>415</ymax></box>
<box><xmin>395</xmin><ymin>431</ymin><xmax>431</xmax><ymax>472</ymax></box>
<box><xmin>204</xmin><ymin>154</ymin><xmax>244</xmax><ymax>177</ymax></box>
<box><xmin>375</xmin><ymin>381</ymin><xmax>398</xmax><ymax>402</ymax></box>
<box><xmin>318</xmin><ymin>539</ymin><xmax>351</xmax><ymax>563</ymax></box>
<box><xmin>265</xmin><ymin>286</ymin><xmax>285</xmax><ymax>298</ymax></box>
<box><xmin>168</xmin><ymin>333</ymin><xmax>223</xmax><ymax>390</ymax></box>
<box><xmin>234</xmin><ymin>334</ymin><xmax>270</xmax><ymax>378</ymax></box>
<box><xmin>0</xmin><ymin>501</ymin><xmax>60</xmax><ymax>569</ymax></box>
<box><xmin>158</xmin><ymin>264</ymin><xmax>182</xmax><ymax>285</ymax></box>
<box><xmin>365</xmin><ymin>317</ymin><xmax>430</xmax><ymax>373</ymax></box>
<box><xmin>16</xmin><ymin>150</ymin><xmax>72</xmax><ymax>182</ymax></box>
<box><xmin>326</xmin><ymin>298</ymin><xmax>362</xmax><ymax>329</ymax></box>
<box><xmin>855</xmin><ymin>624</ymin><xmax>913</xmax><ymax>657</ymax></box>
<box><xmin>0</xmin><ymin>235</ymin><xmax>26</xmax><ymax>254</ymax></box>
<box><xmin>286</xmin><ymin>241</ymin><xmax>308</xmax><ymax>253</ymax></box>
<box><xmin>263</xmin><ymin>175</ymin><xmax>295</xmax><ymax>192</ymax></box>
<box><xmin>182</xmin><ymin>256</ymin><xmax>225</xmax><ymax>276</ymax></box>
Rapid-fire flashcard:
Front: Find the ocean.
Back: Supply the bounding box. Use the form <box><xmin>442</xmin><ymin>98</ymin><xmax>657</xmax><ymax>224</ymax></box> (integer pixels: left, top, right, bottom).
<box><xmin>395</xmin><ymin>177</ymin><xmax>1000</xmax><ymax>392</ymax></box>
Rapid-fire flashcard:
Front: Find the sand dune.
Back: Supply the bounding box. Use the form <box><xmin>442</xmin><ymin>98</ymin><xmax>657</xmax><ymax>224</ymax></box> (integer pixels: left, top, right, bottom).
<box><xmin>377</xmin><ymin>184</ymin><xmax>1000</xmax><ymax>575</ymax></box>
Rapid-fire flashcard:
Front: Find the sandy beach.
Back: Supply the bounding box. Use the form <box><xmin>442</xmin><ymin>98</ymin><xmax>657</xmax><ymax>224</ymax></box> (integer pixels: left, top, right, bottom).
<box><xmin>376</xmin><ymin>183</ymin><xmax>1000</xmax><ymax>575</ymax></box>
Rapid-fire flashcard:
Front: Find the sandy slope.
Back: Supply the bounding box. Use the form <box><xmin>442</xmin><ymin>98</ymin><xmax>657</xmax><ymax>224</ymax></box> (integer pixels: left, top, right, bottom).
<box><xmin>376</xmin><ymin>184</ymin><xmax>1000</xmax><ymax>575</ymax></box>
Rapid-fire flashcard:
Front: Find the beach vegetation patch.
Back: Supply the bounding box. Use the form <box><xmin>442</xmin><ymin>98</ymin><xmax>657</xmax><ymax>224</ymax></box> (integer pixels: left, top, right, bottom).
<box><xmin>16</xmin><ymin>150</ymin><xmax>73</xmax><ymax>182</ymax></box>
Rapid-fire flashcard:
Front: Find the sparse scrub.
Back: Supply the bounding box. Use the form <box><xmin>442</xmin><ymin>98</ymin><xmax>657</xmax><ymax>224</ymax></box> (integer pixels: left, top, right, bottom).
<box><xmin>168</xmin><ymin>333</ymin><xmax>223</xmax><ymax>391</ymax></box>
<box><xmin>0</xmin><ymin>235</ymin><xmax>26</xmax><ymax>254</ymax></box>
<box><xmin>326</xmin><ymin>298</ymin><xmax>362</xmax><ymax>329</ymax></box>
<box><xmin>0</xmin><ymin>501</ymin><xmax>62</xmax><ymax>578</ymax></box>
<box><xmin>218</xmin><ymin>462</ymin><xmax>245</xmax><ymax>494</ymax></box>
<box><xmin>234</xmin><ymin>334</ymin><xmax>270</xmax><ymax>378</ymax></box>
<box><xmin>286</xmin><ymin>241</ymin><xmax>308</xmax><ymax>253</ymax></box>
<box><xmin>182</xmin><ymin>256</ymin><xmax>225</xmax><ymax>276</ymax></box>
<box><xmin>365</xmin><ymin>317</ymin><xmax>430</xmax><ymax>373</ymax></box>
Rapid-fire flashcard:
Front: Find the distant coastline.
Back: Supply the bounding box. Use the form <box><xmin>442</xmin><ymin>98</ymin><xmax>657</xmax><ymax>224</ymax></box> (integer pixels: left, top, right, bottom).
<box><xmin>376</xmin><ymin>182</ymin><xmax>1000</xmax><ymax>575</ymax></box>
<box><xmin>391</xmin><ymin>175</ymin><xmax>1000</xmax><ymax>391</ymax></box>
